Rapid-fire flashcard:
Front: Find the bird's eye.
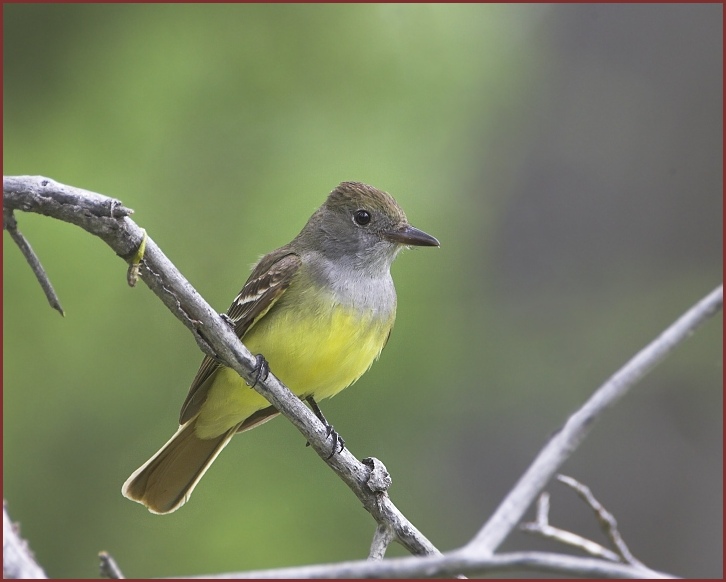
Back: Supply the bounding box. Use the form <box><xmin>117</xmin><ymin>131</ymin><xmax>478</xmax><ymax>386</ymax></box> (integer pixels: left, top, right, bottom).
<box><xmin>353</xmin><ymin>209</ymin><xmax>371</xmax><ymax>226</ymax></box>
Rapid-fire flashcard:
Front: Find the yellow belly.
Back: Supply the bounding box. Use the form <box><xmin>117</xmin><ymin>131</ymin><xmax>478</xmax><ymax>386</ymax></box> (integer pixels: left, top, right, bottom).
<box><xmin>195</xmin><ymin>300</ymin><xmax>392</xmax><ymax>439</ymax></box>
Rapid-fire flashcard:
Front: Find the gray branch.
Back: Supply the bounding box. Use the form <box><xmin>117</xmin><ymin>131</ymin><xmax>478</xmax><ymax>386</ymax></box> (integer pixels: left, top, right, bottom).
<box><xmin>98</xmin><ymin>551</ymin><xmax>125</xmax><ymax>579</ymax></box>
<box><xmin>178</xmin><ymin>549</ymin><xmax>676</xmax><ymax>579</ymax></box>
<box><xmin>465</xmin><ymin>283</ymin><xmax>723</xmax><ymax>555</ymax></box>
<box><xmin>3</xmin><ymin>175</ymin><xmax>439</xmax><ymax>558</ymax></box>
<box><xmin>3</xmin><ymin>503</ymin><xmax>48</xmax><ymax>579</ymax></box>
<box><xmin>3</xmin><ymin>208</ymin><xmax>65</xmax><ymax>316</ymax></box>
<box><xmin>521</xmin><ymin>491</ymin><xmax>624</xmax><ymax>563</ymax></box>
<box><xmin>368</xmin><ymin>524</ymin><xmax>395</xmax><ymax>560</ymax></box>
<box><xmin>557</xmin><ymin>474</ymin><xmax>645</xmax><ymax>567</ymax></box>
<box><xmin>4</xmin><ymin>175</ymin><xmax>721</xmax><ymax>579</ymax></box>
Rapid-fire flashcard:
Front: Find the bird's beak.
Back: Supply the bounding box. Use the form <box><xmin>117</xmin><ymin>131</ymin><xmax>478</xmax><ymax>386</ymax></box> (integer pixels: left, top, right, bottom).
<box><xmin>384</xmin><ymin>224</ymin><xmax>440</xmax><ymax>247</ymax></box>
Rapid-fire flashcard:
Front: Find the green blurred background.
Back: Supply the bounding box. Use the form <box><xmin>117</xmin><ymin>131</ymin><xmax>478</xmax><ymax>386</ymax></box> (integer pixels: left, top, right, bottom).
<box><xmin>3</xmin><ymin>4</ymin><xmax>722</xmax><ymax>578</ymax></box>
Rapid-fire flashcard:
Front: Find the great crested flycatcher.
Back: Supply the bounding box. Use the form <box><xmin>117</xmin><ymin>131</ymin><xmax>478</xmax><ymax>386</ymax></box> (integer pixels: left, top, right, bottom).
<box><xmin>122</xmin><ymin>181</ymin><xmax>439</xmax><ymax>514</ymax></box>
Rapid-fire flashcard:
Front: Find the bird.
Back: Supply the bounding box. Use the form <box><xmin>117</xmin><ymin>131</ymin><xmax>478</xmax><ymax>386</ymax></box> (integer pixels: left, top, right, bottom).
<box><xmin>122</xmin><ymin>181</ymin><xmax>439</xmax><ymax>514</ymax></box>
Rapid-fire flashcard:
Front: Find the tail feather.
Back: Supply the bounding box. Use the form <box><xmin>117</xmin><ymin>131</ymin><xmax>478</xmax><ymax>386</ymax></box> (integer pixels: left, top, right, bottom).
<box><xmin>122</xmin><ymin>416</ymin><xmax>238</xmax><ymax>514</ymax></box>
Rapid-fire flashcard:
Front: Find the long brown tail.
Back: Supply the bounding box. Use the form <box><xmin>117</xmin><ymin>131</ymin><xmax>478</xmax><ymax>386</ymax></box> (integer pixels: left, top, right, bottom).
<box><xmin>122</xmin><ymin>416</ymin><xmax>238</xmax><ymax>514</ymax></box>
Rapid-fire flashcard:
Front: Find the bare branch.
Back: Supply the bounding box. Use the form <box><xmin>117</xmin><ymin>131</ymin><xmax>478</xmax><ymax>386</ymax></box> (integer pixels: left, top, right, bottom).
<box><xmin>5</xmin><ymin>175</ymin><xmax>718</xmax><ymax>579</ymax></box>
<box><xmin>179</xmin><ymin>549</ymin><xmax>677</xmax><ymax>579</ymax></box>
<box><xmin>3</xmin><ymin>502</ymin><xmax>48</xmax><ymax>579</ymax></box>
<box><xmin>3</xmin><ymin>175</ymin><xmax>439</xmax><ymax>558</ymax></box>
<box><xmin>465</xmin><ymin>284</ymin><xmax>723</xmax><ymax>555</ymax></box>
<box><xmin>98</xmin><ymin>551</ymin><xmax>125</xmax><ymax>579</ymax></box>
<box><xmin>3</xmin><ymin>208</ymin><xmax>64</xmax><ymax>316</ymax></box>
<box><xmin>520</xmin><ymin>492</ymin><xmax>622</xmax><ymax>562</ymax></box>
<box><xmin>369</xmin><ymin>523</ymin><xmax>395</xmax><ymax>560</ymax></box>
<box><xmin>557</xmin><ymin>475</ymin><xmax>645</xmax><ymax>567</ymax></box>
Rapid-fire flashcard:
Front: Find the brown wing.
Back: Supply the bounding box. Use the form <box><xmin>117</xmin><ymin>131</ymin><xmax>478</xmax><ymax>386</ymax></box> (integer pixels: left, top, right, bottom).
<box><xmin>178</xmin><ymin>249</ymin><xmax>302</xmax><ymax>424</ymax></box>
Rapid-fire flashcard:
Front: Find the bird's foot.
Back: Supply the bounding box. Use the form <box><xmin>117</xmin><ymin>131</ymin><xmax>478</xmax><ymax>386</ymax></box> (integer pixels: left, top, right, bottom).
<box><xmin>305</xmin><ymin>396</ymin><xmax>346</xmax><ymax>458</ymax></box>
<box><xmin>249</xmin><ymin>354</ymin><xmax>269</xmax><ymax>388</ymax></box>
<box><xmin>219</xmin><ymin>313</ymin><xmax>236</xmax><ymax>329</ymax></box>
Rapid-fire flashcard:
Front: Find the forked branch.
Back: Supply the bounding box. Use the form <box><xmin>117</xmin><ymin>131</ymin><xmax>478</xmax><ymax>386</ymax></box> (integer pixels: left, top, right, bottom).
<box><xmin>4</xmin><ymin>175</ymin><xmax>720</xmax><ymax>579</ymax></box>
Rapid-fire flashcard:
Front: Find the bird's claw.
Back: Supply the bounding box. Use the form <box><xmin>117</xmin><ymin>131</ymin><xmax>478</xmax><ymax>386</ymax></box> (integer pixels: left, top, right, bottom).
<box><xmin>325</xmin><ymin>427</ymin><xmax>346</xmax><ymax>459</ymax></box>
<box><xmin>305</xmin><ymin>396</ymin><xmax>346</xmax><ymax>458</ymax></box>
<box><xmin>249</xmin><ymin>354</ymin><xmax>269</xmax><ymax>388</ymax></box>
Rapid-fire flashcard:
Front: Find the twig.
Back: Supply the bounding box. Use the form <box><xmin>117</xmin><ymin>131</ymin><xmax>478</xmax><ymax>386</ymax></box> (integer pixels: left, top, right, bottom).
<box><xmin>369</xmin><ymin>523</ymin><xmax>395</xmax><ymax>560</ymax></box>
<box><xmin>520</xmin><ymin>492</ymin><xmax>622</xmax><ymax>562</ymax></box>
<box><xmin>99</xmin><ymin>551</ymin><xmax>125</xmax><ymax>579</ymax></box>
<box><xmin>557</xmin><ymin>475</ymin><xmax>645</xmax><ymax>567</ymax></box>
<box><xmin>465</xmin><ymin>284</ymin><xmax>723</xmax><ymax>555</ymax></box>
<box><xmin>3</xmin><ymin>175</ymin><xmax>439</xmax><ymax>558</ymax></box>
<box><xmin>3</xmin><ymin>208</ymin><xmax>64</xmax><ymax>316</ymax></box>
<box><xmin>3</xmin><ymin>502</ymin><xmax>48</xmax><ymax>579</ymax></box>
<box><xmin>5</xmin><ymin>175</ymin><xmax>718</xmax><ymax>579</ymax></box>
<box><xmin>177</xmin><ymin>549</ymin><xmax>677</xmax><ymax>579</ymax></box>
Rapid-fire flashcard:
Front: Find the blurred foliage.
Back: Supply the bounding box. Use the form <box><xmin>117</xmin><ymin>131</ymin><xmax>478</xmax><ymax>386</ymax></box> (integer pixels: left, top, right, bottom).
<box><xmin>3</xmin><ymin>4</ymin><xmax>722</xmax><ymax>578</ymax></box>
